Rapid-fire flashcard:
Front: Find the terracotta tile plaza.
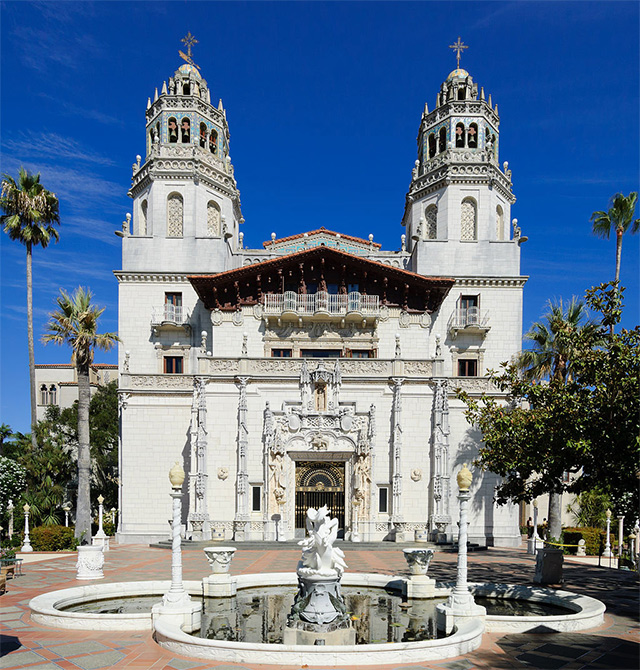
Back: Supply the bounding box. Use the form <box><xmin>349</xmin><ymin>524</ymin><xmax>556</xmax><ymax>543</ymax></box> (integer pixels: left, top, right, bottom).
<box><xmin>1</xmin><ymin>544</ymin><xmax>638</xmax><ymax>670</ymax></box>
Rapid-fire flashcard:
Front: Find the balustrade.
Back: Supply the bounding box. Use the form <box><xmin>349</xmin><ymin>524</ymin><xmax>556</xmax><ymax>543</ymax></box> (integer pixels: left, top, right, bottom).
<box><xmin>263</xmin><ymin>291</ymin><xmax>379</xmax><ymax>317</ymax></box>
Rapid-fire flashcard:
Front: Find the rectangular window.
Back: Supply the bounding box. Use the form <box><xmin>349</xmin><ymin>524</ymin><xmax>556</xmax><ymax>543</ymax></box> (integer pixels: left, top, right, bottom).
<box><xmin>164</xmin><ymin>356</ymin><xmax>183</xmax><ymax>374</ymax></box>
<box><xmin>300</xmin><ymin>349</ymin><xmax>341</xmax><ymax>358</ymax></box>
<box><xmin>164</xmin><ymin>292</ymin><xmax>183</xmax><ymax>322</ymax></box>
<box><xmin>378</xmin><ymin>486</ymin><xmax>389</xmax><ymax>514</ymax></box>
<box><xmin>350</xmin><ymin>350</ymin><xmax>375</xmax><ymax>359</ymax></box>
<box><xmin>458</xmin><ymin>359</ymin><xmax>478</xmax><ymax>377</ymax></box>
<box><xmin>271</xmin><ymin>349</ymin><xmax>292</xmax><ymax>358</ymax></box>
<box><xmin>251</xmin><ymin>485</ymin><xmax>262</xmax><ymax>512</ymax></box>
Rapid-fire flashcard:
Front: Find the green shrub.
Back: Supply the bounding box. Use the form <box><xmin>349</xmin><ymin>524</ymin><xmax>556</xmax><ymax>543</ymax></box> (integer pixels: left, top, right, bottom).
<box><xmin>562</xmin><ymin>527</ymin><xmax>613</xmax><ymax>556</ymax></box>
<box><xmin>30</xmin><ymin>525</ymin><xmax>78</xmax><ymax>551</ymax></box>
<box><xmin>103</xmin><ymin>520</ymin><xmax>115</xmax><ymax>536</ymax></box>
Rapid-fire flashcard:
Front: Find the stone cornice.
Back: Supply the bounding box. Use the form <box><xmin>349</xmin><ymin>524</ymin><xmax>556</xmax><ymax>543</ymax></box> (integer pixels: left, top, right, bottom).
<box><xmin>453</xmin><ymin>276</ymin><xmax>528</xmax><ymax>288</ymax></box>
<box><xmin>421</xmin><ymin>100</ymin><xmax>500</xmax><ymax>134</ymax></box>
<box><xmin>114</xmin><ymin>272</ymin><xmax>191</xmax><ymax>283</ymax></box>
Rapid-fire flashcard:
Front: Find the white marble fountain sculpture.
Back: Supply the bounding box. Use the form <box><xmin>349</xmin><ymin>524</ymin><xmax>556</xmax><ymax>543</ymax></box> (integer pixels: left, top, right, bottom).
<box><xmin>284</xmin><ymin>505</ymin><xmax>355</xmax><ymax>645</ymax></box>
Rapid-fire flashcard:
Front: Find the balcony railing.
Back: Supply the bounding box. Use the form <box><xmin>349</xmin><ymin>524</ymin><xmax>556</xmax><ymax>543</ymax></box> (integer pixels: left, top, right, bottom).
<box><xmin>263</xmin><ymin>291</ymin><xmax>380</xmax><ymax>317</ymax></box>
<box><xmin>151</xmin><ymin>305</ymin><xmax>190</xmax><ymax>327</ymax></box>
<box><xmin>448</xmin><ymin>307</ymin><xmax>490</xmax><ymax>337</ymax></box>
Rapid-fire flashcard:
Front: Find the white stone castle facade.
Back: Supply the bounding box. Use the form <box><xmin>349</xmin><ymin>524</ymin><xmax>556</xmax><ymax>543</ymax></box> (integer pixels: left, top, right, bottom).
<box><xmin>116</xmin><ymin>55</ymin><xmax>527</xmax><ymax>546</ymax></box>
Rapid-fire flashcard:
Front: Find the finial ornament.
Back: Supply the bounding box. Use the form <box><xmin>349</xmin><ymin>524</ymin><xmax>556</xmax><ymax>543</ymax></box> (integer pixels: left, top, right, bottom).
<box><xmin>456</xmin><ymin>463</ymin><xmax>473</xmax><ymax>491</ymax></box>
<box><xmin>449</xmin><ymin>36</ymin><xmax>468</xmax><ymax>69</ymax></box>
<box><xmin>179</xmin><ymin>32</ymin><xmax>200</xmax><ymax>70</ymax></box>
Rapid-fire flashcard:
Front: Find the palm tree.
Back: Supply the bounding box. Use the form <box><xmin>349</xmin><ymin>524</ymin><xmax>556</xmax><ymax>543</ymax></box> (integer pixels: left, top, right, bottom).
<box><xmin>42</xmin><ymin>287</ymin><xmax>119</xmax><ymax>543</ymax></box>
<box><xmin>1</xmin><ymin>168</ymin><xmax>60</xmax><ymax>450</ymax></box>
<box><xmin>516</xmin><ymin>298</ymin><xmax>599</xmax><ymax>540</ymax></box>
<box><xmin>590</xmin><ymin>192</ymin><xmax>639</xmax><ymax>283</ymax></box>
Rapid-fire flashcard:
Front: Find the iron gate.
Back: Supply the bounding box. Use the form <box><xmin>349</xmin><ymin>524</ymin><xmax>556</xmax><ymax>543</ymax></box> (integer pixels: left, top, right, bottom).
<box><xmin>295</xmin><ymin>461</ymin><xmax>345</xmax><ymax>534</ymax></box>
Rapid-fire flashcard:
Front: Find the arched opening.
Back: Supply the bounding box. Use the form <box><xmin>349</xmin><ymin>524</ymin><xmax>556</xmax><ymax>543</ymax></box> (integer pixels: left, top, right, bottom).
<box><xmin>209</xmin><ymin>129</ymin><xmax>218</xmax><ymax>154</ymax></box>
<box><xmin>461</xmin><ymin>197</ymin><xmax>477</xmax><ymax>241</ymax></box>
<box><xmin>199</xmin><ymin>123</ymin><xmax>207</xmax><ymax>148</ymax></box>
<box><xmin>468</xmin><ymin>123</ymin><xmax>478</xmax><ymax>149</ymax></box>
<box><xmin>457</xmin><ymin>87</ymin><xmax>466</xmax><ymax>100</ymax></box>
<box><xmin>438</xmin><ymin>127</ymin><xmax>447</xmax><ymax>153</ymax></box>
<box><xmin>183</xmin><ymin>82</ymin><xmax>190</xmax><ymax>96</ymax></box>
<box><xmin>425</xmin><ymin>204</ymin><xmax>437</xmax><ymax>240</ymax></box>
<box><xmin>168</xmin><ymin>117</ymin><xmax>178</xmax><ymax>143</ymax></box>
<box><xmin>455</xmin><ymin>122</ymin><xmax>466</xmax><ymax>148</ymax></box>
<box><xmin>49</xmin><ymin>385</ymin><xmax>57</xmax><ymax>405</ymax></box>
<box><xmin>140</xmin><ymin>199</ymin><xmax>148</xmax><ymax>236</ymax></box>
<box><xmin>181</xmin><ymin>117</ymin><xmax>190</xmax><ymax>143</ymax></box>
<box><xmin>207</xmin><ymin>200</ymin><xmax>221</xmax><ymax>237</ymax></box>
<box><xmin>315</xmin><ymin>382</ymin><xmax>327</xmax><ymax>411</ymax></box>
<box><xmin>491</xmin><ymin>134</ymin><xmax>497</xmax><ymax>158</ymax></box>
<box><xmin>167</xmin><ymin>193</ymin><xmax>184</xmax><ymax>237</ymax></box>
<box><xmin>40</xmin><ymin>384</ymin><xmax>48</xmax><ymax>405</ymax></box>
<box><xmin>428</xmin><ymin>133</ymin><xmax>436</xmax><ymax>158</ymax></box>
<box><xmin>496</xmin><ymin>205</ymin><xmax>504</xmax><ymax>240</ymax></box>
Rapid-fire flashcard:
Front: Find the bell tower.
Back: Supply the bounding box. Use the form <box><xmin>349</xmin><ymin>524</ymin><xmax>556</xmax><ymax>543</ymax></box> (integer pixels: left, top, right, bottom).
<box><xmin>123</xmin><ymin>33</ymin><xmax>243</xmax><ymax>273</ymax></box>
<box><xmin>403</xmin><ymin>39</ymin><xmax>523</xmax><ymax>278</ymax></box>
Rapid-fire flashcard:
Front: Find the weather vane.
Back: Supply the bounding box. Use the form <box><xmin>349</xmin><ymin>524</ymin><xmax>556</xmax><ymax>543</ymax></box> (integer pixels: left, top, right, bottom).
<box><xmin>449</xmin><ymin>36</ymin><xmax>468</xmax><ymax>69</ymax></box>
<box><xmin>179</xmin><ymin>32</ymin><xmax>200</xmax><ymax>70</ymax></box>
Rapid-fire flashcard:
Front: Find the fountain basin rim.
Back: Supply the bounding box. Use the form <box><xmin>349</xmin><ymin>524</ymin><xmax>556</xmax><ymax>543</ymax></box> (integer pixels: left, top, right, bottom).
<box><xmin>154</xmin><ymin>615</ymin><xmax>482</xmax><ymax>665</ymax></box>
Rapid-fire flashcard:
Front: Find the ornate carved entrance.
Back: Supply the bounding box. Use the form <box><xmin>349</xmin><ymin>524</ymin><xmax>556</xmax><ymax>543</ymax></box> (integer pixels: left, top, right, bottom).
<box><xmin>295</xmin><ymin>461</ymin><xmax>345</xmax><ymax>533</ymax></box>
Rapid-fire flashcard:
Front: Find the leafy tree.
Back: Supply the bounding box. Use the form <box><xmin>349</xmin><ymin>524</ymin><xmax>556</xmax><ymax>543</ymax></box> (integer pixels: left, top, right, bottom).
<box><xmin>0</xmin><ymin>455</ymin><xmax>27</xmax><ymax>516</ymax></box>
<box><xmin>459</xmin><ymin>283</ymin><xmax>639</xmax><ymax>527</ymax></box>
<box><xmin>42</xmin><ymin>287</ymin><xmax>119</xmax><ymax>542</ymax></box>
<box><xmin>57</xmin><ymin>381</ymin><xmax>119</xmax><ymax>510</ymax></box>
<box><xmin>516</xmin><ymin>298</ymin><xmax>599</xmax><ymax>539</ymax></box>
<box><xmin>566</xmin><ymin>488</ymin><xmax>611</xmax><ymax>528</ymax></box>
<box><xmin>590</xmin><ymin>191</ymin><xmax>639</xmax><ymax>283</ymax></box>
<box><xmin>1</xmin><ymin>168</ymin><xmax>60</xmax><ymax>449</ymax></box>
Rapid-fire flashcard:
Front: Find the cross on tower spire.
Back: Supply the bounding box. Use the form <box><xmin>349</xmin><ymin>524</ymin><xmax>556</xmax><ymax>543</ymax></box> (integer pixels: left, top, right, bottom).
<box><xmin>179</xmin><ymin>32</ymin><xmax>200</xmax><ymax>70</ymax></box>
<box><xmin>449</xmin><ymin>36</ymin><xmax>468</xmax><ymax>69</ymax></box>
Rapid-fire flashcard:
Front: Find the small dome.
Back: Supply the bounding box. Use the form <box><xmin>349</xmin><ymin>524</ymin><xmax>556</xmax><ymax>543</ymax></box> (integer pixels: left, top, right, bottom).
<box><xmin>177</xmin><ymin>63</ymin><xmax>202</xmax><ymax>80</ymax></box>
<box><xmin>447</xmin><ymin>68</ymin><xmax>470</xmax><ymax>81</ymax></box>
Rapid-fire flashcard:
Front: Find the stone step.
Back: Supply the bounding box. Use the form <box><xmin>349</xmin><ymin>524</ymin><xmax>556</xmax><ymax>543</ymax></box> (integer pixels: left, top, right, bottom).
<box><xmin>150</xmin><ymin>539</ymin><xmax>446</xmax><ymax>551</ymax></box>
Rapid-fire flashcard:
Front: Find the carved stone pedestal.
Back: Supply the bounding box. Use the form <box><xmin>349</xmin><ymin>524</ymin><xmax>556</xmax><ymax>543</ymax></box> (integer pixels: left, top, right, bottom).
<box><xmin>534</xmin><ymin>547</ymin><xmax>563</xmax><ymax>584</ymax></box>
<box><xmin>203</xmin><ymin>573</ymin><xmax>237</xmax><ymax>597</ymax></box>
<box><xmin>76</xmin><ymin>545</ymin><xmax>105</xmax><ymax>580</ymax></box>
<box><xmin>283</xmin><ymin>618</ymin><xmax>356</xmax><ymax>646</ymax></box>
<box><xmin>406</xmin><ymin>575</ymin><xmax>436</xmax><ymax>599</ymax></box>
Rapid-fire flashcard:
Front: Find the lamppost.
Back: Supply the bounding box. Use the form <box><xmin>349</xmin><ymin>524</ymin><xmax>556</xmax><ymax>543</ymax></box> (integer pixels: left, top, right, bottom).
<box><xmin>528</xmin><ymin>500</ymin><xmax>542</xmax><ymax>555</ymax></box>
<box><xmin>436</xmin><ymin>463</ymin><xmax>486</xmax><ymax>634</ymax></box>
<box><xmin>617</xmin><ymin>515</ymin><xmax>625</xmax><ymax>558</ymax></box>
<box><xmin>62</xmin><ymin>502</ymin><xmax>71</xmax><ymax>528</ymax></box>
<box><xmin>93</xmin><ymin>495</ymin><xmax>108</xmax><ymax>551</ymax></box>
<box><xmin>151</xmin><ymin>461</ymin><xmax>201</xmax><ymax>632</ymax></box>
<box><xmin>602</xmin><ymin>509</ymin><xmax>613</xmax><ymax>558</ymax></box>
<box><xmin>21</xmin><ymin>503</ymin><xmax>33</xmax><ymax>552</ymax></box>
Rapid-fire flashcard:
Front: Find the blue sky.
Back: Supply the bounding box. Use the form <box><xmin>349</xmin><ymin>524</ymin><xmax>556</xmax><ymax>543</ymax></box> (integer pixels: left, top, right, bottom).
<box><xmin>1</xmin><ymin>0</ymin><xmax>638</xmax><ymax>432</ymax></box>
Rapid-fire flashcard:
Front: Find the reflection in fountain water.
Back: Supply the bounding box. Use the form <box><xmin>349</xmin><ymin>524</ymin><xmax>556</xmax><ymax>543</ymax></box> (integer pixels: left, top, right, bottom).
<box><xmin>200</xmin><ymin>587</ymin><xmax>447</xmax><ymax>645</ymax></box>
<box><xmin>475</xmin><ymin>597</ymin><xmax>573</xmax><ymax>617</ymax></box>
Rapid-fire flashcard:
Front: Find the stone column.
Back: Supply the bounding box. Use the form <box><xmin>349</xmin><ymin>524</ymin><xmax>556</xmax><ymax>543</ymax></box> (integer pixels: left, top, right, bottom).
<box><xmin>21</xmin><ymin>503</ymin><xmax>33</xmax><ymax>552</ymax></box>
<box><xmin>234</xmin><ymin>377</ymin><xmax>250</xmax><ymax>540</ymax></box>
<box><xmin>190</xmin><ymin>377</ymin><xmax>210</xmax><ymax>540</ymax></box>
<box><xmin>528</xmin><ymin>500</ymin><xmax>542</xmax><ymax>555</ymax></box>
<box><xmin>7</xmin><ymin>500</ymin><xmax>14</xmax><ymax>540</ymax></box>
<box><xmin>430</xmin><ymin>379</ymin><xmax>451</xmax><ymax>541</ymax></box>
<box><xmin>390</xmin><ymin>378</ymin><xmax>404</xmax><ymax>539</ymax></box>
<box><xmin>436</xmin><ymin>464</ymin><xmax>485</xmax><ymax>634</ymax></box>
<box><xmin>151</xmin><ymin>461</ymin><xmax>201</xmax><ymax>633</ymax></box>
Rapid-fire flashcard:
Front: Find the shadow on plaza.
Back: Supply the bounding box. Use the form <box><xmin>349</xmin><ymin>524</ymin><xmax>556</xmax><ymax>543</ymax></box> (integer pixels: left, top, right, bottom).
<box><xmin>0</xmin><ymin>635</ymin><xmax>22</xmax><ymax>657</ymax></box>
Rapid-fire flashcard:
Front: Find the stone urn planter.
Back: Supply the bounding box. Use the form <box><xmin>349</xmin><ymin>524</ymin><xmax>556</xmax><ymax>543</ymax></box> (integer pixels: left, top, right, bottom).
<box><xmin>76</xmin><ymin>545</ymin><xmax>105</xmax><ymax>580</ymax></box>
<box><xmin>403</xmin><ymin>548</ymin><xmax>435</xmax><ymax>576</ymax></box>
<box><xmin>203</xmin><ymin>547</ymin><xmax>236</xmax><ymax>574</ymax></box>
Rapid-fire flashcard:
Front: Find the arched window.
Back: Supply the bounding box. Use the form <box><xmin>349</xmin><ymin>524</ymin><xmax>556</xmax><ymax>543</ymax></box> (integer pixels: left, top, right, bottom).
<box><xmin>455</xmin><ymin>122</ymin><xmax>466</xmax><ymax>148</ymax></box>
<box><xmin>49</xmin><ymin>385</ymin><xmax>57</xmax><ymax>405</ymax></box>
<box><xmin>496</xmin><ymin>205</ymin><xmax>504</xmax><ymax>240</ymax></box>
<box><xmin>167</xmin><ymin>193</ymin><xmax>183</xmax><ymax>237</ymax></box>
<box><xmin>428</xmin><ymin>134</ymin><xmax>436</xmax><ymax>158</ymax></box>
<box><xmin>181</xmin><ymin>117</ymin><xmax>190</xmax><ymax>143</ymax></box>
<box><xmin>183</xmin><ymin>82</ymin><xmax>190</xmax><ymax>96</ymax></box>
<box><xmin>438</xmin><ymin>127</ymin><xmax>447</xmax><ymax>153</ymax></box>
<box><xmin>199</xmin><ymin>123</ymin><xmax>207</xmax><ymax>148</ymax></box>
<box><xmin>461</xmin><ymin>197</ymin><xmax>477</xmax><ymax>241</ymax></box>
<box><xmin>209</xmin><ymin>129</ymin><xmax>218</xmax><ymax>154</ymax></box>
<box><xmin>168</xmin><ymin>117</ymin><xmax>178</xmax><ymax>143</ymax></box>
<box><xmin>468</xmin><ymin>123</ymin><xmax>478</xmax><ymax>148</ymax></box>
<box><xmin>425</xmin><ymin>204</ymin><xmax>437</xmax><ymax>240</ymax></box>
<box><xmin>457</xmin><ymin>87</ymin><xmax>466</xmax><ymax>100</ymax></box>
<box><xmin>40</xmin><ymin>384</ymin><xmax>48</xmax><ymax>405</ymax></box>
<box><xmin>207</xmin><ymin>200</ymin><xmax>221</xmax><ymax>237</ymax></box>
<box><xmin>140</xmin><ymin>200</ymin><xmax>148</xmax><ymax>236</ymax></box>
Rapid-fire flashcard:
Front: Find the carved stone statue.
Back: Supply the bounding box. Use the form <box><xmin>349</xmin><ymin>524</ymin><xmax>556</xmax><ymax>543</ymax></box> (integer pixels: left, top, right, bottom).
<box><xmin>298</xmin><ymin>506</ymin><xmax>347</xmax><ymax>577</ymax></box>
